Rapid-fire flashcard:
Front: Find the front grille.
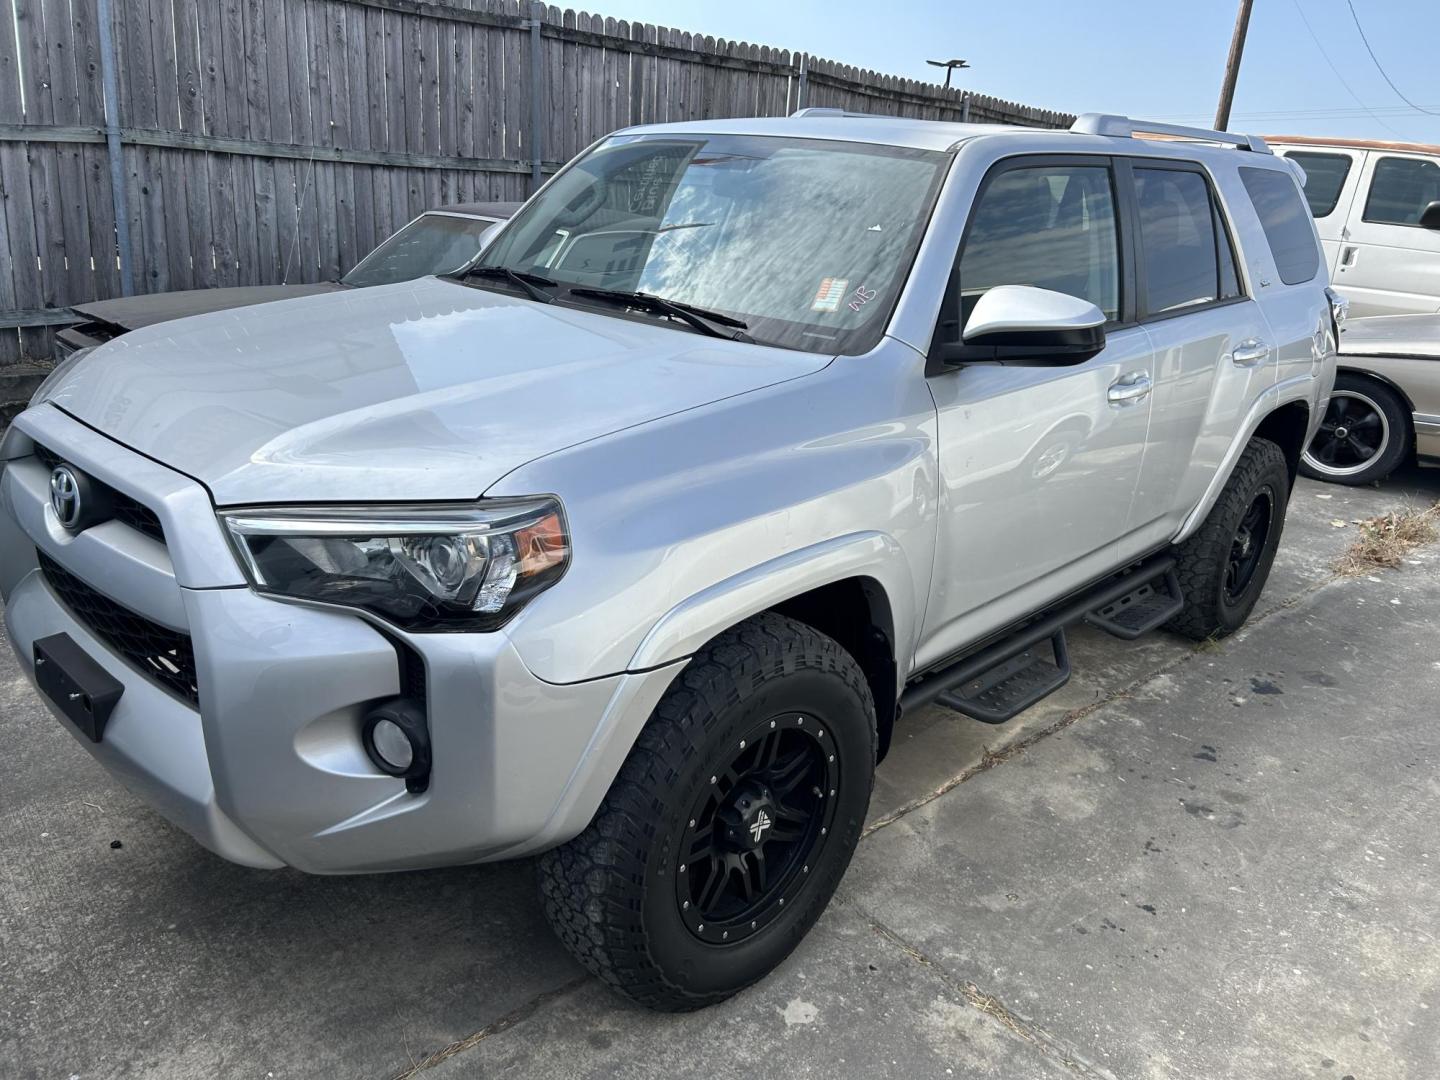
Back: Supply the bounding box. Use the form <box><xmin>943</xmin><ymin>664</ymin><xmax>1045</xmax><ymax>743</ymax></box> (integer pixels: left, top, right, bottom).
<box><xmin>31</xmin><ymin>442</ymin><xmax>166</xmax><ymax>545</ymax></box>
<box><xmin>38</xmin><ymin>550</ymin><xmax>199</xmax><ymax>707</ymax></box>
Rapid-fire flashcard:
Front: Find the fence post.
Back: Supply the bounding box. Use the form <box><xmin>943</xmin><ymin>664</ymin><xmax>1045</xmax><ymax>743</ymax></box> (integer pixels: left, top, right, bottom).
<box><xmin>960</xmin><ymin>92</ymin><xmax>971</xmax><ymax>123</ymax></box>
<box><xmin>795</xmin><ymin>53</ymin><xmax>809</xmax><ymax>112</ymax></box>
<box><xmin>95</xmin><ymin>0</ymin><xmax>135</xmax><ymax>296</ymax></box>
<box><xmin>525</xmin><ymin>2</ymin><xmax>543</xmax><ymax>191</ymax></box>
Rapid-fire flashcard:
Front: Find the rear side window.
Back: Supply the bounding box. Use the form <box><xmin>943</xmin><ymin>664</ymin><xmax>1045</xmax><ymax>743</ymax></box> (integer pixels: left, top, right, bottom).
<box><xmin>1284</xmin><ymin>151</ymin><xmax>1353</xmax><ymax>216</ymax></box>
<box><xmin>1134</xmin><ymin>167</ymin><xmax>1240</xmax><ymax>314</ymax></box>
<box><xmin>1239</xmin><ymin>167</ymin><xmax>1320</xmax><ymax>285</ymax></box>
<box><xmin>958</xmin><ymin>163</ymin><xmax>1121</xmax><ymax>326</ymax></box>
<box><xmin>1363</xmin><ymin>156</ymin><xmax>1440</xmax><ymax>226</ymax></box>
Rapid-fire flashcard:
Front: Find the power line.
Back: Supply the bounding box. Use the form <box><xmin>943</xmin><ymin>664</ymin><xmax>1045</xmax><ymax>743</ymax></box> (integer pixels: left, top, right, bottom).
<box><xmin>1290</xmin><ymin>0</ymin><xmax>1413</xmax><ymax>139</ymax></box>
<box><xmin>1345</xmin><ymin>0</ymin><xmax>1440</xmax><ymax>116</ymax></box>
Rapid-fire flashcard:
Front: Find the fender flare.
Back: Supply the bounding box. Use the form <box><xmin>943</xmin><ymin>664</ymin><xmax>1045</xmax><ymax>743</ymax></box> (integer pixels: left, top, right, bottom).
<box><xmin>1173</xmin><ymin>374</ymin><xmax>1319</xmax><ymax>544</ymax></box>
<box><xmin>626</xmin><ymin>530</ymin><xmax>918</xmax><ymax>673</ymax></box>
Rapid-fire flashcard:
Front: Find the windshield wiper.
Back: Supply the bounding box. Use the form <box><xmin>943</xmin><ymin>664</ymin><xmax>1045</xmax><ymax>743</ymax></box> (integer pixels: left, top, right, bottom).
<box><xmin>566</xmin><ymin>287</ymin><xmax>752</xmax><ymax>342</ymax></box>
<box><xmin>454</xmin><ymin>265</ymin><xmax>559</xmax><ymax>304</ymax></box>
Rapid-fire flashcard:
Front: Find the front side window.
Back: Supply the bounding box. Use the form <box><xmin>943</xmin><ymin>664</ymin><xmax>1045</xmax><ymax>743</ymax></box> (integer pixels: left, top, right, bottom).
<box><xmin>1363</xmin><ymin>155</ymin><xmax>1440</xmax><ymax>226</ymax></box>
<box><xmin>479</xmin><ymin>134</ymin><xmax>948</xmax><ymax>354</ymax></box>
<box><xmin>957</xmin><ymin>164</ymin><xmax>1120</xmax><ymax>327</ymax></box>
<box><xmin>1134</xmin><ymin>167</ymin><xmax>1229</xmax><ymax>314</ymax></box>
<box><xmin>1239</xmin><ymin>166</ymin><xmax>1321</xmax><ymax>285</ymax></box>
<box><xmin>1284</xmin><ymin>151</ymin><xmax>1353</xmax><ymax>217</ymax></box>
<box><xmin>342</xmin><ymin>214</ymin><xmax>498</xmax><ymax>287</ymax></box>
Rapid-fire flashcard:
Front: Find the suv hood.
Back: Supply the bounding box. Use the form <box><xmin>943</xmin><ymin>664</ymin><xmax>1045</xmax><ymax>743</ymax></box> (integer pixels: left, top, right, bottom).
<box><xmin>45</xmin><ymin>277</ymin><xmax>831</xmax><ymax>505</ymax></box>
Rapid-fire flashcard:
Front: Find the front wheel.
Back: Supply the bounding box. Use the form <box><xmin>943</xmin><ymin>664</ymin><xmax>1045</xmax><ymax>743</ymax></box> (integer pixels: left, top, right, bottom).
<box><xmin>538</xmin><ymin>613</ymin><xmax>876</xmax><ymax>1011</ymax></box>
<box><xmin>1300</xmin><ymin>373</ymin><xmax>1411</xmax><ymax>485</ymax></box>
<box><xmin>1168</xmin><ymin>436</ymin><xmax>1290</xmax><ymax>641</ymax></box>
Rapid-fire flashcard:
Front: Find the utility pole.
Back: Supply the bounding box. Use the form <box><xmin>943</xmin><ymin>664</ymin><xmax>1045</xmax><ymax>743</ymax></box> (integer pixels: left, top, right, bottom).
<box><xmin>1214</xmin><ymin>0</ymin><xmax>1255</xmax><ymax>130</ymax></box>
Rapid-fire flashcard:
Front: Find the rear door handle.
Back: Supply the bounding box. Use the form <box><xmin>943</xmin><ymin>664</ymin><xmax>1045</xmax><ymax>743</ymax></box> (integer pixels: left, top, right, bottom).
<box><xmin>1231</xmin><ymin>339</ymin><xmax>1270</xmax><ymax>367</ymax></box>
<box><xmin>1107</xmin><ymin>372</ymin><xmax>1152</xmax><ymax>405</ymax></box>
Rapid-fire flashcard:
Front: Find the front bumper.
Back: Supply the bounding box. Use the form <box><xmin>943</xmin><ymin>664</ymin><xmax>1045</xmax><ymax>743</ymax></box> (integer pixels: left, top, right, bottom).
<box><xmin>1</xmin><ymin>406</ymin><xmax>678</xmax><ymax>873</ymax></box>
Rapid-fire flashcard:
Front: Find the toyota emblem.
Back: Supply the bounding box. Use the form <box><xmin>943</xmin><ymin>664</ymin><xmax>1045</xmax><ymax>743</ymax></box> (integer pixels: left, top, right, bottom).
<box><xmin>49</xmin><ymin>465</ymin><xmax>83</xmax><ymax>530</ymax></box>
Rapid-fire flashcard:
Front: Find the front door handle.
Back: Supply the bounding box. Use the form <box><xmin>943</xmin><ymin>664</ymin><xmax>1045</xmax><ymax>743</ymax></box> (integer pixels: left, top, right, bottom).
<box><xmin>1231</xmin><ymin>339</ymin><xmax>1270</xmax><ymax>367</ymax></box>
<box><xmin>1107</xmin><ymin>372</ymin><xmax>1152</xmax><ymax>405</ymax></box>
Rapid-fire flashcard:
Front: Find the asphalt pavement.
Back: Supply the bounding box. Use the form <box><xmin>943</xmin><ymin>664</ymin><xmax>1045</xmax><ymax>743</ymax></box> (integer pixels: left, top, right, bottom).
<box><xmin>2</xmin><ymin>468</ymin><xmax>1437</xmax><ymax>1080</ymax></box>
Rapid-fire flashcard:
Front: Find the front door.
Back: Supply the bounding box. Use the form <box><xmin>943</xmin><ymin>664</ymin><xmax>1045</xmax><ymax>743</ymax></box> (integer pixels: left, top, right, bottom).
<box><xmin>919</xmin><ymin>156</ymin><xmax>1155</xmax><ymax>671</ymax></box>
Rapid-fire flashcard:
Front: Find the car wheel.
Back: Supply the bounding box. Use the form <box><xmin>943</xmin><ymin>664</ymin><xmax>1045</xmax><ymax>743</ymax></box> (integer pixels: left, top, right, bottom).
<box><xmin>1167</xmin><ymin>436</ymin><xmax>1290</xmax><ymax>641</ymax></box>
<box><xmin>1300</xmin><ymin>374</ymin><xmax>1411</xmax><ymax>485</ymax></box>
<box><xmin>538</xmin><ymin>612</ymin><xmax>876</xmax><ymax>1011</ymax></box>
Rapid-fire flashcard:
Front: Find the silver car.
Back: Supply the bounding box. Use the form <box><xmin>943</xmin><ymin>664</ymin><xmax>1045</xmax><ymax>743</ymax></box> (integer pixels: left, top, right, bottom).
<box><xmin>1</xmin><ymin>111</ymin><xmax>1335</xmax><ymax>1009</ymax></box>
<box><xmin>1300</xmin><ymin>313</ymin><xmax>1440</xmax><ymax>484</ymax></box>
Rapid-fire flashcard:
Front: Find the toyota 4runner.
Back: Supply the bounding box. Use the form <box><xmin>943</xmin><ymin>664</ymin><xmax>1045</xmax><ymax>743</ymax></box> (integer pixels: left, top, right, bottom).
<box><xmin>1</xmin><ymin>111</ymin><xmax>1338</xmax><ymax>1010</ymax></box>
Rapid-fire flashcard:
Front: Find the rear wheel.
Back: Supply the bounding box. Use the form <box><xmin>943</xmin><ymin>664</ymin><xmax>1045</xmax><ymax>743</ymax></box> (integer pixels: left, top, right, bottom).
<box><xmin>1300</xmin><ymin>374</ymin><xmax>1410</xmax><ymax>485</ymax></box>
<box><xmin>1168</xmin><ymin>436</ymin><xmax>1290</xmax><ymax>641</ymax></box>
<box><xmin>538</xmin><ymin>613</ymin><xmax>876</xmax><ymax>1011</ymax></box>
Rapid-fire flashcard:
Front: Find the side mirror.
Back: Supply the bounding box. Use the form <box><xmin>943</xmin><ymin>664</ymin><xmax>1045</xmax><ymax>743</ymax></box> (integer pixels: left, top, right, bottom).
<box><xmin>1420</xmin><ymin>200</ymin><xmax>1440</xmax><ymax>230</ymax></box>
<box><xmin>939</xmin><ymin>285</ymin><xmax>1107</xmax><ymax>366</ymax></box>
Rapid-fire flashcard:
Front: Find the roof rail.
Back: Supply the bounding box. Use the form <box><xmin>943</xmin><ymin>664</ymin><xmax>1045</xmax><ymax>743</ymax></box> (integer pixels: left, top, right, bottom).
<box><xmin>790</xmin><ymin>107</ymin><xmax>886</xmax><ymax>119</ymax></box>
<box><xmin>1071</xmin><ymin>113</ymin><xmax>1271</xmax><ymax>154</ymax></box>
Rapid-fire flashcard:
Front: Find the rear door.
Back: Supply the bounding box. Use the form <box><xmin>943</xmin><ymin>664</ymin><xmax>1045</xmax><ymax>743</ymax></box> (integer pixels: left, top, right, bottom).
<box><xmin>1339</xmin><ymin>151</ymin><xmax>1440</xmax><ymax>316</ymax></box>
<box><xmin>1122</xmin><ymin>158</ymin><xmax>1274</xmax><ymax>552</ymax></box>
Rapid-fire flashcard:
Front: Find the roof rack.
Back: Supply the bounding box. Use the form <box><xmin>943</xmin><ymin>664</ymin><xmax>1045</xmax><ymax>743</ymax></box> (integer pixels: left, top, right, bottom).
<box><xmin>790</xmin><ymin>107</ymin><xmax>886</xmax><ymax>119</ymax></box>
<box><xmin>1071</xmin><ymin>113</ymin><xmax>1271</xmax><ymax>154</ymax></box>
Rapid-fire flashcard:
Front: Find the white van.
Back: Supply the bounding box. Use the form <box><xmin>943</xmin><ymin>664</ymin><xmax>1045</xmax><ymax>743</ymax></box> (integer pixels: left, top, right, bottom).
<box><xmin>1269</xmin><ymin>136</ymin><xmax>1440</xmax><ymax>318</ymax></box>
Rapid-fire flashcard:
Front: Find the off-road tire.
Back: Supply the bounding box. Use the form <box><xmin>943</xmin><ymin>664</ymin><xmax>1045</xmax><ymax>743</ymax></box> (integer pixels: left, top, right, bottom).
<box><xmin>1299</xmin><ymin>373</ymin><xmax>1411</xmax><ymax>486</ymax></box>
<box><xmin>538</xmin><ymin>612</ymin><xmax>876</xmax><ymax>1011</ymax></box>
<box><xmin>1168</xmin><ymin>436</ymin><xmax>1290</xmax><ymax>641</ymax></box>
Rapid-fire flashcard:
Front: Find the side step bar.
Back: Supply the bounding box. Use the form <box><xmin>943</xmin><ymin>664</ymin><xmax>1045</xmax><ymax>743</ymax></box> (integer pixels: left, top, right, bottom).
<box><xmin>901</xmin><ymin>556</ymin><xmax>1178</xmax><ymax>725</ymax></box>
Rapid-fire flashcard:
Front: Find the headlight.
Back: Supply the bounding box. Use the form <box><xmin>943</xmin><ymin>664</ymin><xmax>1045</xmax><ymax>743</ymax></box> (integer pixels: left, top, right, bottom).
<box><xmin>219</xmin><ymin>499</ymin><xmax>569</xmax><ymax>631</ymax></box>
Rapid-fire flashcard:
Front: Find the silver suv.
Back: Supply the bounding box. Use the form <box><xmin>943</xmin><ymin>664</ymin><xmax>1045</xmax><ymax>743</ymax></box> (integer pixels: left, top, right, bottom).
<box><xmin>1</xmin><ymin>111</ymin><xmax>1337</xmax><ymax>1010</ymax></box>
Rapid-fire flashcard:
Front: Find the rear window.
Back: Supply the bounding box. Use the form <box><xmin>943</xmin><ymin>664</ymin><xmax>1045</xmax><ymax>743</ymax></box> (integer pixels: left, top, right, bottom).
<box><xmin>1239</xmin><ymin>167</ymin><xmax>1320</xmax><ymax>285</ymax></box>
<box><xmin>1134</xmin><ymin>167</ymin><xmax>1243</xmax><ymax>314</ymax></box>
<box><xmin>1363</xmin><ymin>156</ymin><xmax>1440</xmax><ymax>226</ymax></box>
<box><xmin>1284</xmin><ymin>151</ymin><xmax>1352</xmax><ymax>217</ymax></box>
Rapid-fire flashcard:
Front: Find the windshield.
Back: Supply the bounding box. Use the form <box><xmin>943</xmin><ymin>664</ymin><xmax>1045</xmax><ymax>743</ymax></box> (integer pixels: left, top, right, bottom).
<box><xmin>476</xmin><ymin>134</ymin><xmax>948</xmax><ymax>353</ymax></box>
<box><xmin>342</xmin><ymin>213</ymin><xmax>498</xmax><ymax>287</ymax></box>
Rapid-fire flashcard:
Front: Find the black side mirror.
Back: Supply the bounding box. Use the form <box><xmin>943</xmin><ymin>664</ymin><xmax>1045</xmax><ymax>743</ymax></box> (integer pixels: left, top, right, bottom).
<box><xmin>938</xmin><ymin>285</ymin><xmax>1107</xmax><ymax>367</ymax></box>
<box><xmin>1419</xmin><ymin>200</ymin><xmax>1440</xmax><ymax>230</ymax></box>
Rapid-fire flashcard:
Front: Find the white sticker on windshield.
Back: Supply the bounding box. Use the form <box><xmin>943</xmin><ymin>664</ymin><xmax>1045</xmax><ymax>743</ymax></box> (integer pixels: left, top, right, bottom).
<box><xmin>812</xmin><ymin>278</ymin><xmax>849</xmax><ymax>313</ymax></box>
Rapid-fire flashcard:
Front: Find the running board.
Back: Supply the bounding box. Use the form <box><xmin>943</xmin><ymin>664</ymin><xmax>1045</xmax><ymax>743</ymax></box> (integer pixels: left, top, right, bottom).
<box><xmin>900</xmin><ymin>555</ymin><xmax>1178</xmax><ymax>725</ymax></box>
<box><xmin>936</xmin><ymin>631</ymin><xmax>1070</xmax><ymax>724</ymax></box>
<box><xmin>1083</xmin><ymin>568</ymin><xmax>1184</xmax><ymax>640</ymax></box>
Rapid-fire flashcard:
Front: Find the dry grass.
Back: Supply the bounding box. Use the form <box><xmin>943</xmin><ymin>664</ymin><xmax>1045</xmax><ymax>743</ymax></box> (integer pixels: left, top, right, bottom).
<box><xmin>1334</xmin><ymin>502</ymin><xmax>1440</xmax><ymax>575</ymax></box>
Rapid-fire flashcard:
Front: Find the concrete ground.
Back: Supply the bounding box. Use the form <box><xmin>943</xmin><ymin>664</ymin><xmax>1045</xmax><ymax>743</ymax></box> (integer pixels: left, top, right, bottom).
<box><xmin>2</xmin><ymin>468</ymin><xmax>1437</xmax><ymax>1080</ymax></box>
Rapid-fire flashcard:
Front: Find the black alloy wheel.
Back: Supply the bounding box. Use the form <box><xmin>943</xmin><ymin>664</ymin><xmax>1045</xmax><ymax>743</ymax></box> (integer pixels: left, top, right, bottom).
<box><xmin>1224</xmin><ymin>488</ymin><xmax>1275</xmax><ymax>603</ymax></box>
<box><xmin>1300</xmin><ymin>374</ymin><xmax>1411</xmax><ymax>486</ymax></box>
<box><xmin>674</xmin><ymin>713</ymin><xmax>840</xmax><ymax>946</ymax></box>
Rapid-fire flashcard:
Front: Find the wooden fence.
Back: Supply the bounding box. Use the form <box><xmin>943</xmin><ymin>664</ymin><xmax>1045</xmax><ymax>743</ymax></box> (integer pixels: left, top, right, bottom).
<box><xmin>0</xmin><ymin>0</ymin><xmax>1073</xmax><ymax>365</ymax></box>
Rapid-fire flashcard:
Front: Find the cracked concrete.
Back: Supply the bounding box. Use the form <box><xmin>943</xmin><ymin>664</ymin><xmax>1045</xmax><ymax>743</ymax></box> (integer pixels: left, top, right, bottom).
<box><xmin>2</xmin><ymin>468</ymin><xmax>1438</xmax><ymax>1079</ymax></box>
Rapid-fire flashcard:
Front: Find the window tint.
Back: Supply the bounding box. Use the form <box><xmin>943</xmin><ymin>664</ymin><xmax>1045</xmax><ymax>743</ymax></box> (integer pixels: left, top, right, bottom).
<box><xmin>1363</xmin><ymin>155</ymin><xmax>1440</xmax><ymax>226</ymax></box>
<box><xmin>1284</xmin><ymin>151</ymin><xmax>1352</xmax><ymax>217</ymax></box>
<box><xmin>1134</xmin><ymin>168</ymin><xmax>1220</xmax><ymax>313</ymax></box>
<box><xmin>1239</xmin><ymin>166</ymin><xmax>1321</xmax><ymax>285</ymax></box>
<box><xmin>958</xmin><ymin>164</ymin><xmax>1119</xmax><ymax>325</ymax></box>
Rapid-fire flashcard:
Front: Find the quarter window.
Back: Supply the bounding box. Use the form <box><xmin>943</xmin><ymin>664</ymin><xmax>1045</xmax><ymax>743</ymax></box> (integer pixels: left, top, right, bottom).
<box><xmin>1363</xmin><ymin>155</ymin><xmax>1440</xmax><ymax>226</ymax></box>
<box><xmin>1239</xmin><ymin>166</ymin><xmax>1321</xmax><ymax>285</ymax></box>
<box><xmin>1284</xmin><ymin>151</ymin><xmax>1353</xmax><ymax>217</ymax></box>
<box><xmin>958</xmin><ymin>164</ymin><xmax>1120</xmax><ymax>326</ymax></box>
<box><xmin>1134</xmin><ymin>167</ymin><xmax>1228</xmax><ymax>313</ymax></box>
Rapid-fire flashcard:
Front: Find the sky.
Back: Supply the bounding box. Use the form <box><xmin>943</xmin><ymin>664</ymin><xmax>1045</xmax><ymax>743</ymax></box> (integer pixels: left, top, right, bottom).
<box><xmin>591</xmin><ymin>0</ymin><xmax>1440</xmax><ymax>144</ymax></box>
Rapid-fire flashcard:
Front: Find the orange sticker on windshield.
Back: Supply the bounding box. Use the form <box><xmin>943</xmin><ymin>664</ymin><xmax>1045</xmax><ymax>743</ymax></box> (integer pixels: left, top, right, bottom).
<box><xmin>812</xmin><ymin>278</ymin><xmax>848</xmax><ymax>313</ymax></box>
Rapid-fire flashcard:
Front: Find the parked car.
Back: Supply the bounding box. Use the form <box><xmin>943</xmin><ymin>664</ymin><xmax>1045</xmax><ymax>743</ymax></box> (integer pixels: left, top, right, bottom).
<box><xmin>53</xmin><ymin>201</ymin><xmax>520</xmax><ymax>358</ymax></box>
<box><xmin>1301</xmin><ymin>313</ymin><xmax>1440</xmax><ymax>484</ymax></box>
<box><xmin>1268</xmin><ymin>136</ymin><xmax>1440</xmax><ymax>318</ymax></box>
<box><xmin>2</xmin><ymin>111</ymin><xmax>1337</xmax><ymax>1010</ymax></box>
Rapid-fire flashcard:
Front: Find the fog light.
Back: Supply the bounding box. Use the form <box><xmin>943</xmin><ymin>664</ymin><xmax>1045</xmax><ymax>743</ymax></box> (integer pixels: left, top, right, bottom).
<box><xmin>361</xmin><ymin>699</ymin><xmax>431</xmax><ymax>793</ymax></box>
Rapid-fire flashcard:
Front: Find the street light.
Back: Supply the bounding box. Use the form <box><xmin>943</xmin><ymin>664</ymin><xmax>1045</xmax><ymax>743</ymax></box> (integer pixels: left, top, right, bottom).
<box><xmin>926</xmin><ymin>58</ymin><xmax>971</xmax><ymax>89</ymax></box>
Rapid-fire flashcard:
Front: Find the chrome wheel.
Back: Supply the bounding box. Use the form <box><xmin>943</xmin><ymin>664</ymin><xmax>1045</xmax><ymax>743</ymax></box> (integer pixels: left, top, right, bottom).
<box><xmin>1303</xmin><ymin>390</ymin><xmax>1390</xmax><ymax>478</ymax></box>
